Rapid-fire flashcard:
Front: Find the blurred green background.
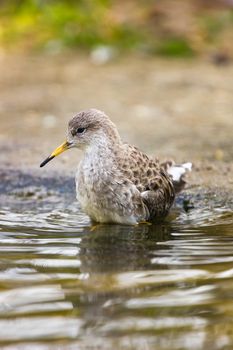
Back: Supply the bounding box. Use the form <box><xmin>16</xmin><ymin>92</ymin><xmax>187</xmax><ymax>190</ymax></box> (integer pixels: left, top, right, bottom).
<box><xmin>0</xmin><ymin>0</ymin><xmax>233</xmax><ymax>57</ymax></box>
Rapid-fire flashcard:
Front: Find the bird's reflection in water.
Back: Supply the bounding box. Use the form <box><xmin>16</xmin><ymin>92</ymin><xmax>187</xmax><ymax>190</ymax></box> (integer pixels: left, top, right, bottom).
<box><xmin>64</xmin><ymin>220</ymin><xmax>176</xmax><ymax>331</ymax></box>
<box><xmin>78</xmin><ymin>221</ymin><xmax>173</xmax><ymax>274</ymax></box>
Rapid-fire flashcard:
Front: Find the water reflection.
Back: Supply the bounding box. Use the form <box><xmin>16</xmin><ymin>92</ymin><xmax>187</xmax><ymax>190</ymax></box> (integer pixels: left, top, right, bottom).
<box><xmin>0</xmin><ymin>179</ymin><xmax>233</xmax><ymax>349</ymax></box>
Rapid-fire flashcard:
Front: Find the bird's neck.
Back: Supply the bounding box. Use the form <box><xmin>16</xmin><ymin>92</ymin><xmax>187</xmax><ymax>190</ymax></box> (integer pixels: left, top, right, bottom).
<box><xmin>82</xmin><ymin>137</ymin><xmax>121</xmax><ymax>177</ymax></box>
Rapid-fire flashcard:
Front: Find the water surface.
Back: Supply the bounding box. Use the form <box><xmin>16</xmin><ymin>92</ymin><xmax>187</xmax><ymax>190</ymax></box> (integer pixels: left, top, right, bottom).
<box><xmin>0</xmin><ymin>171</ymin><xmax>233</xmax><ymax>350</ymax></box>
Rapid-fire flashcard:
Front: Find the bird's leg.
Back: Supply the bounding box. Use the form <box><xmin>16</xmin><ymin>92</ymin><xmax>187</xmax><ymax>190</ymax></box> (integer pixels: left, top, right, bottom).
<box><xmin>89</xmin><ymin>223</ymin><xmax>102</xmax><ymax>232</ymax></box>
<box><xmin>139</xmin><ymin>221</ymin><xmax>152</xmax><ymax>226</ymax></box>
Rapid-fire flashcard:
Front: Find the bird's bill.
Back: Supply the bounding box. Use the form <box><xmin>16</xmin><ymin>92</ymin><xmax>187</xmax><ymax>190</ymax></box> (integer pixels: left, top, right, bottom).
<box><xmin>40</xmin><ymin>140</ymin><xmax>70</xmax><ymax>168</ymax></box>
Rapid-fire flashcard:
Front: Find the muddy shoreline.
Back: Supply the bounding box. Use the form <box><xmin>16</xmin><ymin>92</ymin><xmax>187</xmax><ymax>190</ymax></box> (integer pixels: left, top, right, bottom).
<box><xmin>0</xmin><ymin>53</ymin><xmax>232</xmax><ymax>207</ymax></box>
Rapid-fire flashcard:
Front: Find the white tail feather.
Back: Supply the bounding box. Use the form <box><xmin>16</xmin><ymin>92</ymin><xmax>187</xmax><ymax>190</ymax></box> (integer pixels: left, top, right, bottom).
<box><xmin>167</xmin><ymin>162</ymin><xmax>192</xmax><ymax>182</ymax></box>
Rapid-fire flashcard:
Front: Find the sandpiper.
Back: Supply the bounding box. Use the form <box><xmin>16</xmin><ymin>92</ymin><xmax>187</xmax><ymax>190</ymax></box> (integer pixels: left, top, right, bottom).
<box><xmin>40</xmin><ymin>109</ymin><xmax>191</xmax><ymax>224</ymax></box>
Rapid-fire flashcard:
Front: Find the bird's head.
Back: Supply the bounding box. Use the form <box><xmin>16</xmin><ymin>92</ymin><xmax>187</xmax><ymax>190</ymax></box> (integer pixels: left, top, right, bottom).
<box><xmin>40</xmin><ymin>109</ymin><xmax>119</xmax><ymax>167</ymax></box>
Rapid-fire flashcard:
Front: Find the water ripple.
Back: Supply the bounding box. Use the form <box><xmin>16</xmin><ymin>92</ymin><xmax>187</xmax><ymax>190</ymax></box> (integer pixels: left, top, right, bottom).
<box><xmin>0</xmin><ymin>193</ymin><xmax>233</xmax><ymax>349</ymax></box>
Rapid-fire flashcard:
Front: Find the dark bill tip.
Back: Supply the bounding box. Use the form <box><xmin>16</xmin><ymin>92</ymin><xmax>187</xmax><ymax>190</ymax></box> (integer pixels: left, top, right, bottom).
<box><xmin>40</xmin><ymin>155</ymin><xmax>55</xmax><ymax>168</ymax></box>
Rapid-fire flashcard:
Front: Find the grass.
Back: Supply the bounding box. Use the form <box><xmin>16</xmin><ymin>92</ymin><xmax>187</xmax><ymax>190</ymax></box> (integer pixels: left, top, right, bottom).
<box><xmin>0</xmin><ymin>0</ymin><xmax>232</xmax><ymax>57</ymax></box>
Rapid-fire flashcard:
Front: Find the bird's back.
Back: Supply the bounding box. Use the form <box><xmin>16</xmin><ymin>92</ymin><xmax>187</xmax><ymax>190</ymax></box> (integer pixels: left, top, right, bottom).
<box><xmin>116</xmin><ymin>143</ymin><xmax>175</xmax><ymax>219</ymax></box>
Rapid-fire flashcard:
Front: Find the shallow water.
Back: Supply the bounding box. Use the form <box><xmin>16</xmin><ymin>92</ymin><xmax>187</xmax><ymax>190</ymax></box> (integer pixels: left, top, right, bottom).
<box><xmin>0</xmin><ymin>171</ymin><xmax>233</xmax><ymax>350</ymax></box>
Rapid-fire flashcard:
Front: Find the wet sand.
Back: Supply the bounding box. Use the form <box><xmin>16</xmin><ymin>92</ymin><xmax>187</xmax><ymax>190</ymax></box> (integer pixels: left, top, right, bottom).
<box><xmin>0</xmin><ymin>53</ymin><xmax>232</xmax><ymax>193</ymax></box>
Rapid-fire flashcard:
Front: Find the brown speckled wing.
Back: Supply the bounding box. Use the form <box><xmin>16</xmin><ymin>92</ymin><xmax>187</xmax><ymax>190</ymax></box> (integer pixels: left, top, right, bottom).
<box><xmin>117</xmin><ymin>143</ymin><xmax>175</xmax><ymax>219</ymax></box>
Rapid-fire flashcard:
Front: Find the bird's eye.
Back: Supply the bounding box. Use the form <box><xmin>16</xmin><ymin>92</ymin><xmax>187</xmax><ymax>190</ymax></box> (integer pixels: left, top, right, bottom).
<box><xmin>76</xmin><ymin>127</ymin><xmax>86</xmax><ymax>134</ymax></box>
